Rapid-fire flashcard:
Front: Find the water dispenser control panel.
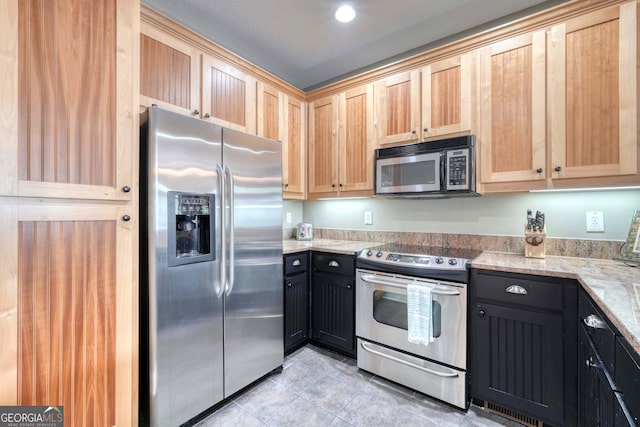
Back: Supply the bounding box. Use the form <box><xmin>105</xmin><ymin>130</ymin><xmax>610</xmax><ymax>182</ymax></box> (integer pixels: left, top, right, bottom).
<box><xmin>168</xmin><ymin>192</ymin><xmax>215</xmax><ymax>266</ymax></box>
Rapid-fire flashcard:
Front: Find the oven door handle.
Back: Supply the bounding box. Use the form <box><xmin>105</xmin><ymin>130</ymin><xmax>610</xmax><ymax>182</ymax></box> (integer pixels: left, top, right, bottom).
<box><xmin>360</xmin><ymin>341</ymin><xmax>459</xmax><ymax>378</ymax></box>
<box><xmin>360</xmin><ymin>275</ymin><xmax>460</xmax><ymax>296</ymax></box>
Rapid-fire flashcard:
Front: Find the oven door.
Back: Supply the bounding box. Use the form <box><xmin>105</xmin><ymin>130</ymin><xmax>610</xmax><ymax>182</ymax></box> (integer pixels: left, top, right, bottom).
<box><xmin>356</xmin><ymin>269</ymin><xmax>466</xmax><ymax>370</ymax></box>
<box><xmin>375</xmin><ymin>151</ymin><xmax>441</xmax><ymax>194</ymax></box>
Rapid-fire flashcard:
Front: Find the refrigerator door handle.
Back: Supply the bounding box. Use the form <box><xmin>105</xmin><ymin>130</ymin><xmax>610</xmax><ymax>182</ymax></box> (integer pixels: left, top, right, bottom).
<box><xmin>216</xmin><ymin>164</ymin><xmax>225</xmax><ymax>298</ymax></box>
<box><xmin>224</xmin><ymin>165</ymin><xmax>235</xmax><ymax>296</ymax></box>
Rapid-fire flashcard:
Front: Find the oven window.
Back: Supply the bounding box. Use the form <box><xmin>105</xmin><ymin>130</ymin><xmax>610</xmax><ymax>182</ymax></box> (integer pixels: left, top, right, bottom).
<box><xmin>372</xmin><ymin>291</ymin><xmax>441</xmax><ymax>337</ymax></box>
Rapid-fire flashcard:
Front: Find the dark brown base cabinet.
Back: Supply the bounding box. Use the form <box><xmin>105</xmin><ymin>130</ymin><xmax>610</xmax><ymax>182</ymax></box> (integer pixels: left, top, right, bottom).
<box><xmin>311</xmin><ymin>252</ymin><xmax>356</xmax><ymax>357</ymax></box>
<box><xmin>578</xmin><ymin>289</ymin><xmax>637</xmax><ymax>427</ymax></box>
<box><xmin>470</xmin><ymin>269</ymin><xmax>577</xmax><ymax>427</ymax></box>
<box><xmin>284</xmin><ymin>253</ymin><xmax>310</xmax><ymax>354</ymax></box>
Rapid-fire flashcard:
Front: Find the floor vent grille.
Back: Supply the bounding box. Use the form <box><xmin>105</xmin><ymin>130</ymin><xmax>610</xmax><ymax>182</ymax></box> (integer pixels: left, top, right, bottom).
<box><xmin>484</xmin><ymin>401</ymin><xmax>543</xmax><ymax>427</ymax></box>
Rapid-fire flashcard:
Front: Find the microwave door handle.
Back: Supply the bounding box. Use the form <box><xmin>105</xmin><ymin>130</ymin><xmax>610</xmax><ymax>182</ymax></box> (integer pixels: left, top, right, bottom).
<box><xmin>440</xmin><ymin>151</ymin><xmax>447</xmax><ymax>191</ymax></box>
<box><xmin>359</xmin><ymin>274</ymin><xmax>460</xmax><ymax>295</ymax></box>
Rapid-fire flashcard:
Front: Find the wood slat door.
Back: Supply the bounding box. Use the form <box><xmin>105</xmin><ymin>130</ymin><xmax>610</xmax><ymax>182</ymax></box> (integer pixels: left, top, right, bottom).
<box><xmin>374</xmin><ymin>70</ymin><xmax>421</xmax><ymax>146</ymax></box>
<box><xmin>548</xmin><ymin>2</ymin><xmax>637</xmax><ymax>180</ymax></box>
<box><xmin>422</xmin><ymin>53</ymin><xmax>473</xmax><ymax>138</ymax></box>
<box><xmin>0</xmin><ymin>203</ymin><xmax>135</xmax><ymax>427</ymax></box>
<box><xmin>282</xmin><ymin>95</ymin><xmax>307</xmax><ymax>200</ymax></box>
<box><xmin>1</xmin><ymin>0</ymin><xmax>136</xmax><ymax>201</ymax></box>
<box><xmin>338</xmin><ymin>84</ymin><xmax>374</xmax><ymax>194</ymax></box>
<box><xmin>140</xmin><ymin>22</ymin><xmax>201</xmax><ymax>117</ymax></box>
<box><xmin>201</xmin><ymin>55</ymin><xmax>256</xmax><ymax>134</ymax></box>
<box><xmin>308</xmin><ymin>95</ymin><xmax>339</xmax><ymax>196</ymax></box>
<box><xmin>257</xmin><ymin>82</ymin><xmax>283</xmax><ymax>142</ymax></box>
<box><xmin>479</xmin><ymin>31</ymin><xmax>547</xmax><ymax>184</ymax></box>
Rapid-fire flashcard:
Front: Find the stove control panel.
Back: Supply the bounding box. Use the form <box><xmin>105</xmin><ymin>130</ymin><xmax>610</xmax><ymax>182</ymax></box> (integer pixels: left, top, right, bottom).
<box><xmin>358</xmin><ymin>249</ymin><xmax>469</xmax><ymax>271</ymax></box>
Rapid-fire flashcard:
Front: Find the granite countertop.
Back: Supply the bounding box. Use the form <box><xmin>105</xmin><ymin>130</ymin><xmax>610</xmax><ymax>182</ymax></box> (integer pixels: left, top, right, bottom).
<box><xmin>283</xmin><ymin>238</ymin><xmax>382</xmax><ymax>255</ymax></box>
<box><xmin>473</xmin><ymin>252</ymin><xmax>640</xmax><ymax>357</ymax></box>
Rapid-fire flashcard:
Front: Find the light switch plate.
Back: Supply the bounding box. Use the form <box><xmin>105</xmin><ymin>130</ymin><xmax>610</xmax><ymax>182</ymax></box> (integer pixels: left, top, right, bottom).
<box><xmin>586</xmin><ymin>211</ymin><xmax>604</xmax><ymax>232</ymax></box>
<box><xmin>364</xmin><ymin>211</ymin><xmax>373</xmax><ymax>225</ymax></box>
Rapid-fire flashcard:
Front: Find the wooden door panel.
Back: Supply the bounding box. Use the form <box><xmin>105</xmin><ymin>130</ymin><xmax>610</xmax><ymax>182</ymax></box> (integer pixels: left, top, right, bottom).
<box><xmin>479</xmin><ymin>31</ymin><xmax>546</xmax><ymax>184</ymax></box>
<box><xmin>308</xmin><ymin>96</ymin><xmax>338</xmax><ymax>195</ymax></box>
<box><xmin>283</xmin><ymin>95</ymin><xmax>306</xmax><ymax>199</ymax></box>
<box><xmin>257</xmin><ymin>83</ymin><xmax>282</xmax><ymax>141</ymax></box>
<box><xmin>18</xmin><ymin>0</ymin><xmax>116</xmax><ymax>187</ymax></box>
<box><xmin>375</xmin><ymin>70</ymin><xmax>420</xmax><ymax>145</ymax></box>
<box><xmin>18</xmin><ymin>220</ymin><xmax>117</xmax><ymax>427</ymax></box>
<box><xmin>549</xmin><ymin>3</ymin><xmax>637</xmax><ymax>179</ymax></box>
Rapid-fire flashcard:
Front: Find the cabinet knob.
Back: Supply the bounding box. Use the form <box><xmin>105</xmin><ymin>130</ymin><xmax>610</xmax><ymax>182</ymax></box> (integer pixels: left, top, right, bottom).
<box><xmin>332</xmin><ymin>184</ymin><xmax>336</xmax><ymax>188</ymax></box>
<box><xmin>287</xmin><ymin>282</ymin><xmax>293</xmax><ymax>288</ymax></box>
<box><xmin>122</xmin><ymin>215</ymin><xmax>131</xmax><ymax>222</ymax></box>
<box><xmin>122</xmin><ymin>185</ymin><xmax>131</xmax><ymax>193</ymax></box>
<box><xmin>554</xmin><ymin>166</ymin><xmax>562</xmax><ymax>172</ymax></box>
<box><xmin>423</xmin><ymin>128</ymin><xmax>429</xmax><ymax>133</ymax></box>
<box><xmin>586</xmin><ymin>357</ymin><xmax>597</xmax><ymax>369</ymax></box>
<box><xmin>347</xmin><ymin>284</ymin><xmax>352</xmax><ymax>289</ymax></box>
<box><xmin>193</xmin><ymin>109</ymin><xmax>200</xmax><ymax>115</ymax></box>
<box><xmin>478</xmin><ymin>310</ymin><xmax>486</xmax><ymax>317</ymax></box>
<box><xmin>536</xmin><ymin>168</ymin><xmax>543</xmax><ymax>174</ymax></box>
<box><xmin>204</xmin><ymin>113</ymin><xmax>211</xmax><ymax>119</ymax></box>
<box><xmin>284</xmin><ymin>183</ymin><xmax>289</xmax><ymax>188</ymax></box>
<box><xmin>411</xmin><ymin>129</ymin><xmax>417</xmax><ymax>135</ymax></box>
<box><xmin>339</xmin><ymin>183</ymin><xmax>343</xmax><ymax>187</ymax></box>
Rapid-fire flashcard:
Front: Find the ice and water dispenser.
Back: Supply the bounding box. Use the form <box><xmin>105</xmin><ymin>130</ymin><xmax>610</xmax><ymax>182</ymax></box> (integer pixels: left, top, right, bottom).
<box><xmin>167</xmin><ymin>192</ymin><xmax>215</xmax><ymax>266</ymax></box>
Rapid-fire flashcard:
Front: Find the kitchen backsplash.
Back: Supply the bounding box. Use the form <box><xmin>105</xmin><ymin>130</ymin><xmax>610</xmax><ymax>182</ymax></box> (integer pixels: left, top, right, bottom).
<box><xmin>284</xmin><ymin>228</ymin><xmax>624</xmax><ymax>260</ymax></box>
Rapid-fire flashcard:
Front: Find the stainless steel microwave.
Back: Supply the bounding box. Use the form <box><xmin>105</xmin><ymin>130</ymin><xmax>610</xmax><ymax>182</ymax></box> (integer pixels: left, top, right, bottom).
<box><xmin>374</xmin><ymin>135</ymin><xmax>478</xmax><ymax>198</ymax></box>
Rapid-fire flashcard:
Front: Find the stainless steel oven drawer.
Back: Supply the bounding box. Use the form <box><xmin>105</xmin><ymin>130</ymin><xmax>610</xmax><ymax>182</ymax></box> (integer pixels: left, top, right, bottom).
<box><xmin>357</xmin><ymin>338</ymin><xmax>467</xmax><ymax>409</ymax></box>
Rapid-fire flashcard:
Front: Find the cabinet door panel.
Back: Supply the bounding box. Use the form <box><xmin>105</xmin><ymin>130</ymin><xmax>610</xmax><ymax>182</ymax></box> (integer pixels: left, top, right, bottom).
<box><xmin>375</xmin><ymin>70</ymin><xmax>420</xmax><ymax>146</ymax></box>
<box><xmin>339</xmin><ymin>84</ymin><xmax>374</xmax><ymax>193</ymax></box>
<box><xmin>308</xmin><ymin>95</ymin><xmax>339</xmax><ymax>195</ymax></box>
<box><xmin>13</xmin><ymin>0</ymin><xmax>135</xmax><ymax>200</ymax></box>
<box><xmin>282</xmin><ymin>95</ymin><xmax>306</xmax><ymax>199</ymax></box>
<box><xmin>473</xmin><ymin>302</ymin><xmax>564</xmax><ymax>425</ymax></box>
<box><xmin>202</xmin><ymin>55</ymin><xmax>256</xmax><ymax>133</ymax></box>
<box><xmin>311</xmin><ymin>272</ymin><xmax>354</xmax><ymax>355</ymax></box>
<box><xmin>257</xmin><ymin>82</ymin><xmax>282</xmax><ymax>142</ymax></box>
<box><xmin>284</xmin><ymin>272</ymin><xmax>309</xmax><ymax>353</ymax></box>
<box><xmin>479</xmin><ymin>31</ymin><xmax>546</xmax><ymax>184</ymax></box>
<box><xmin>549</xmin><ymin>3</ymin><xmax>637</xmax><ymax>179</ymax></box>
<box><xmin>140</xmin><ymin>23</ymin><xmax>200</xmax><ymax>116</ymax></box>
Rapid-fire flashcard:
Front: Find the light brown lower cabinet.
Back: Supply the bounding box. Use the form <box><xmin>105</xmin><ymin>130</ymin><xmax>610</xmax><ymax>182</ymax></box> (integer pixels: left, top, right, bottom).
<box><xmin>0</xmin><ymin>202</ymin><xmax>137</xmax><ymax>427</ymax></box>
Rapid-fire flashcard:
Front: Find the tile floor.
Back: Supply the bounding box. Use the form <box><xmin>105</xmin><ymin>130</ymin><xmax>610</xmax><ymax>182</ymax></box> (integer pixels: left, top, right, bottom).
<box><xmin>195</xmin><ymin>344</ymin><xmax>522</xmax><ymax>427</ymax></box>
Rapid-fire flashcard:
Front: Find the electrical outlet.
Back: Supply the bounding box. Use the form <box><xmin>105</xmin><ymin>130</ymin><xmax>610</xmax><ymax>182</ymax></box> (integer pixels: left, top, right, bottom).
<box><xmin>286</xmin><ymin>212</ymin><xmax>291</xmax><ymax>224</ymax></box>
<box><xmin>364</xmin><ymin>211</ymin><xmax>373</xmax><ymax>225</ymax></box>
<box><xmin>586</xmin><ymin>211</ymin><xmax>604</xmax><ymax>232</ymax></box>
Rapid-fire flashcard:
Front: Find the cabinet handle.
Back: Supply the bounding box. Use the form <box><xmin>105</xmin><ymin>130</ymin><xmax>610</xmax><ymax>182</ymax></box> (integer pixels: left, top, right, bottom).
<box><xmin>193</xmin><ymin>109</ymin><xmax>200</xmax><ymax>115</ymax></box>
<box><xmin>586</xmin><ymin>357</ymin><xmax>597</xmax><ymax>369</ymax></box>
<box><xmin>411</xmin><ymin>129</ymin><xmax>417</xmax><ymax>135</ymax></box>
<box><xmin>554</xmin><ymin>166</ymin><xmax>562</xmax><ymax>172</ymax></box>
<box><xmin>584</xmin><ymin>314</ymin><xmax>607</xmax><ymax>330</ymax></box>
<box><xmin>204</xmin><ymin>113</ymin><xmax>211</xmax><ymax>118</ymax></box>
<box><xmin>285</xmin><ymin>183</ymin><xmax>289</xmax><ymax>188</ymax></box>
<box><xmin>339</xmin><ymin>183</ymin><xmax>343</xmax><ymax>187</ymax></box>
<box><xmin>505</xmin><ymin>285</ymin><xmax>527</xmax><ymax>295</ymax></box>
<box><xmin>536</xmin><ymin>168</ymin><xmax>543</xmax><ymax>174</ymax></box>
<box><xmin>287</xmin><ymin>282</ymin><xmax>293</xmax><ymax>287</ymax></box>
<box><xmin>122</xmin><ymin>185</ymin><xmax>131</xmax><ymax>193</ymax></box>
<box><xmin>347</xmin><ymin>284</ymin><xmax>352</xmax><ymax>289</ymax></box>
<box><xmin>292</xmin><ymin>260</ymin><xmax>301</xmax><ymax>267</ymax></box>
<box><xmin>122</xmin><ymin>215</ymin><xmax>131</xmax><ymax>222</ymax></box>
<box><xmin>328</xmin><ymin>260</ymin><xmax>340</xmax><ymax>267</ymax></box>
<box><xmin>332</xmin><ymin>184</ymin><xmax>336</xmax><ymax>188</ymax></box>
<box><xmin>478</xmin><ymin>310</ymin><xmax>486</xmax><ymax>317</ymax></box>
<box><xmin>423</xmin><ymin>128</ymin><xmax>428</xmax><ymax>133</ymax></box>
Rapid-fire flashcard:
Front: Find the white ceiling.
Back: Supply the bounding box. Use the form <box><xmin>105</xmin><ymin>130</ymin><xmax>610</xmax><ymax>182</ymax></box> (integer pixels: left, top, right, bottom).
<box><xmin>142</xmin><ymin>0</ymin><xmax>566</xmax><ymax>91</ymax></box>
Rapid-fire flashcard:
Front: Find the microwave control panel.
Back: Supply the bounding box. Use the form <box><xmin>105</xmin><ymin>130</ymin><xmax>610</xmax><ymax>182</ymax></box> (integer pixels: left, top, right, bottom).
<box><xmin>446</xmin><ymin>148</ymin><xmax>469</xmax><ymax>190</ymax></box>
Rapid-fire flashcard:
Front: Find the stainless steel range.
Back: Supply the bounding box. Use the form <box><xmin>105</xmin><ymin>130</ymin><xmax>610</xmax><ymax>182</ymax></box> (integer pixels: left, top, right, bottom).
<box><xmin>355</xmin><ymin>244</ymin><xmax>479</xmax><ymax>409</ymax></box>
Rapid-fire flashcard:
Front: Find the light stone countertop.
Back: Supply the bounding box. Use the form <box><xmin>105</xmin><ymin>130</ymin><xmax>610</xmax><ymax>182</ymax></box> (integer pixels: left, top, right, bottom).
<box><xmin>472</xmin><ymin>252</ymin><xmax>640</xmax><ymax>357</ymax></box>
<box><xmin>283</xmin><ymin>238</ymin><xmax>382</xmax><ymax>255</ymax></box>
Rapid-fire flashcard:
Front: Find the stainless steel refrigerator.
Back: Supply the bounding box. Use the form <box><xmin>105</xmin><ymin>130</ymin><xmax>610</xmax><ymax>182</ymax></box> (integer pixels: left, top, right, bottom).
<box><xmin>139</xmin><ymin>106</ymin><xmax>283</xmax><ymax>427</ymax></box>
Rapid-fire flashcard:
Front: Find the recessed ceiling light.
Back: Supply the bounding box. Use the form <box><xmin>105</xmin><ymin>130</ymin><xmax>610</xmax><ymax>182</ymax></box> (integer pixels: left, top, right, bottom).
<box><xmin>335</xmin><ymin>5</ymin><xmax>356</xmax><ymax>23</ymax></box>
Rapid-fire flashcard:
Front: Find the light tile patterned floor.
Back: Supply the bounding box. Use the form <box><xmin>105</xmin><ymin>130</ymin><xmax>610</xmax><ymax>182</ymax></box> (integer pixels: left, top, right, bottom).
<box><xmin>195</xmin><ymin>344</ymin><xmax>521</xmax><ymax>427</ymax></box>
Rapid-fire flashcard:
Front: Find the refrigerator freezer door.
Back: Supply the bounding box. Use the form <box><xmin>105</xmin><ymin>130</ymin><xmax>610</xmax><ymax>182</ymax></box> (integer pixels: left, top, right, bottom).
<box><xmin>147</xmin><ymin>107</ymin><xmax>224</xmax><ymax>427</ymax></box>
<box><xmin>221</xmin><ymin>128</ymin><xmax>284</xmax><ymax>397</ymax></box>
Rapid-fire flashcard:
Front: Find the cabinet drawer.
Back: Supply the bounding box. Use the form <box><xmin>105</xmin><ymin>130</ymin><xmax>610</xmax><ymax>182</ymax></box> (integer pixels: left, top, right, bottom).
<box><xmin>471</xmin><ymin>270</ymin><xmax>564</xmax><ymax>311</ymax></box>
<box><xmin>615</xmin><ymin>338</ymin><xmax>640</xmax><ymax>424</ymax></box>
<box><xmin>284</xmin><ymin>252</ymin><xmax>308</xmax><ymax>275</ymax></box>
<box><xmin>312</xmin><ymin>252</ymin><xmax>354</xmax><ymax>276</ymax></box>
<box><xmin>579</xmin><ymin>290</ymin><xmax>615</xmax><ymax>374</ymax></box>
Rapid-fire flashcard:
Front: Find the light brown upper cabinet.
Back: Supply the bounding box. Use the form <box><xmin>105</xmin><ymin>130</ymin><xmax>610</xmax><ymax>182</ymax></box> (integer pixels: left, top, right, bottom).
<box><xmin>1</xmin><ymin>0</ymin><xmax>137</xmax><ymax>201</ymax></box>
<box><xmin>478</xmin><ymin>31</ymin><xmax>547</xmax><ymax>185</ymax></box>
<box><xmin>202</xmin><ymin>55</ymin><xmax>257</xmax><ymax>134</ymax></box>
<box><xmin>257</xmin><ymin>82</ymin><xmax>307</xmax><ymax>199</ymax></box>
<box><xmin>282</xmin><ymin>95</ymin><xmax>307</xmax><ymax>199</ymax></box>
<box><xmin>140</xmin><ymin>22</ymin><xmax>201</xmax><ymax>117</ymax></box>
<box><xmin>421</xmin><ymin>53</ymin><xmax>473</xmax><ymax>138</ymax></box>
<box><xmin>375</xmin><ymin>70</ymin><xmax>421</xmax><ymax>146</ymax></box>
<box><xmin>308</xmin><ymin>84</ymin><xmax>374</xmax><ymax>198</ymax></box>
<box><xmin>548</xmin><ymin>2</ymin><xmax>637</xmax><ymax>180</ymax></box>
